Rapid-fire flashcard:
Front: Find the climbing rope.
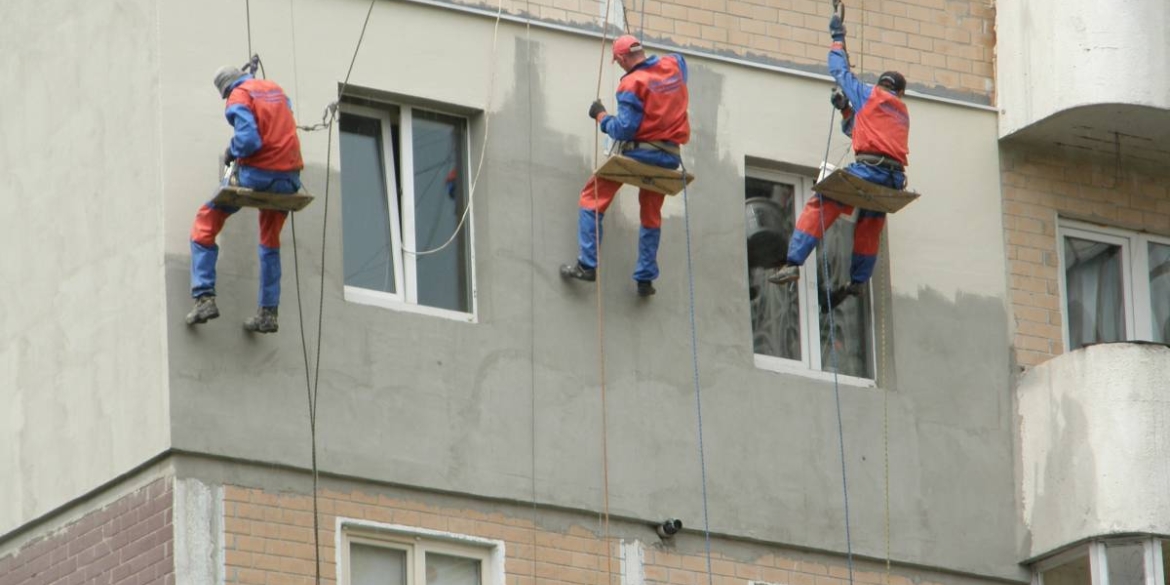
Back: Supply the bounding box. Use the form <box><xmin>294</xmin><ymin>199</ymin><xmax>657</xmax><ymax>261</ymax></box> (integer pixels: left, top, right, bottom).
<box><xmin>679</xmin><ymin>164</ymin><xmax>717</xmax><ymax>585</ymax></box>
<box><xmin>816</xmin><ymin>103</ymin><xmax>856</xmax><ymax>585</ymax></box>
<box><xmin>591</xmin><ymin>1</ymin><xmax>616</xmax><ymax>582</ymax></box>
<box><xmin>240</xmin><ymin>0</ymin><xmax>378</xmax><ymax>584</ymax></box>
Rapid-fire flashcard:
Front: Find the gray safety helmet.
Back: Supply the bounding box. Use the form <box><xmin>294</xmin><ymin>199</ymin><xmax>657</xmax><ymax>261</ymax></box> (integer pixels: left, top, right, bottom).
<box><xmin>213</xmin><ymin>66</ymin><xmax>245</xmax><ymax>99</ymax></box>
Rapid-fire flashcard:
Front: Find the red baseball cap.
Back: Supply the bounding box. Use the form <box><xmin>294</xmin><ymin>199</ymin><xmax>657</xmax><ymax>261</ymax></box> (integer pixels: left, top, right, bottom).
<box><xmin>612</xmin><ymin>35</ymin><xmax>643</xmax><ymax>61</ymax></box>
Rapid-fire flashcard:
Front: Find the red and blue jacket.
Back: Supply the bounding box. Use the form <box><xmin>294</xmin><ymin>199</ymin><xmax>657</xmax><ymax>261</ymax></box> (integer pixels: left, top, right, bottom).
<box><xmin>225</xmin><ymin>75</ymin><xmax>304</xmax><ymax>172</ymax></box>
<box><xmin>598</xmin><ymin>54</ymin><xmax>690</xmax><ymax>167</ymax></box>
<box><xmin>828</xmin><ymin>43</ymin><xmax>909</xmax><ymax>166</ymax></box>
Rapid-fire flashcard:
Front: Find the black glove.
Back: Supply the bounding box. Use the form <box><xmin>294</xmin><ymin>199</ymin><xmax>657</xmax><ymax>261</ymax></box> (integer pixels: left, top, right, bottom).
<box><xmin>829</xmin><ymin>14</ymin><xmax>846</xmax><ymax>41</ymax></box>
<box><xmin>830</xmin><ymin>86</ymin><xmax>850</xmax><ymax>111</ymax></box>
<box><xmin>224</xmin><ymin>146</ymin><xmax>236</xmax><ymax>166</ymax></box>
<box><xmin>588</xmin><ymin>100</ymin><xmax>607</xmax><ymax>121</ymax></box>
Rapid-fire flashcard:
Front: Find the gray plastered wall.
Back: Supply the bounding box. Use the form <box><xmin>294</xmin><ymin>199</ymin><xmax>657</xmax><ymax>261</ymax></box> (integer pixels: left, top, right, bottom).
<box><xmin>1</xmin><ymin>0</ymin><xmax>1022</xmax><ymax>579</ymax></box>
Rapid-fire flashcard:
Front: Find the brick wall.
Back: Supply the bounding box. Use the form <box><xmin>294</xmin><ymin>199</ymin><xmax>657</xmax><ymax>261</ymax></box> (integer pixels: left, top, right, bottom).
<box><xmin>0</xmin><ymin>479</ymin><xmax>174</xmax><ymax>585</ymax></box>
<box><xmin>221</xmin><ymin>483</ymin><xmax>957</xmax><ymax>585</ymax></box>
<box><xmin>443</xmin><ymin>0</ymin><xmax>995</xmax><ymax>102</ymax></box>
<box><xmin>1001</xmin><ymin>143</ymin><xmax>1170</xmax><ymax>368</ymax></box>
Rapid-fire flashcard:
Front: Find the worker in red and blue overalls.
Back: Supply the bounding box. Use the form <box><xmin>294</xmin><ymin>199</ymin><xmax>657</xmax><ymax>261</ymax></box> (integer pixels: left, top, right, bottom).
<box><xmin>185</xmin><ymin>65</ymin><xmax>304</xmax><ymax>333</ymax></box>
<box><xmin>769</xmin><ymin>10</ymin><xmax>909</xmax><ymax>312</ymax></box>
<box><xmin>560</xmin><ymin>35</ymin><xmax>690</xmax><ymax>298</ymax></box>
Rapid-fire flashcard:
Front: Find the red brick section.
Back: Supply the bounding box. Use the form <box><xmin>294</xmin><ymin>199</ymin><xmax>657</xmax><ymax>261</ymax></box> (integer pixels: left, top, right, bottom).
<box><xmin>1001</xmin><ymin>144</ymin><xmax>1170</xmax><ymax>368</ymax></box>
<box><xmin>445</xmin><ymin>0</ymin><xmax>995</xmax><ymax>102</ymax></box>
<box><xmin>222</xmin><ymin>484</ymin><xmax>954</xmax><ymax>585</ymax></box>
<box><xmin>0</xmin><ymin>479</ymin><xmax>174</xmax><ymax>585</ymax></box>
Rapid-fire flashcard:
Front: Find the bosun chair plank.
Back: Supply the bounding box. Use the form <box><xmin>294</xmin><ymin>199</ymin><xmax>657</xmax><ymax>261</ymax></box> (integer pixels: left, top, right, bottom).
<box><xmin>813</xmin><ymin>168</ymin><xmax>920</xmax><ymax>213</ymax></box>
<box><xmin>211</xmin><ymin>185</ymin><xmax>315</xmax><ymax>212</ymax></box>
<box><xmin>593</xmin><ymin>154</ymin><xmax>696</xmax><ymax>196</ymax></box>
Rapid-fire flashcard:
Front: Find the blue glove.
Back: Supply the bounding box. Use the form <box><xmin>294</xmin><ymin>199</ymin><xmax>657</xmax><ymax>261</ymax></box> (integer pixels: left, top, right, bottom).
<box><xmin>829</xmin><ymin>14</ymin><xmax>846</xmax><ymax>41</ymax></box>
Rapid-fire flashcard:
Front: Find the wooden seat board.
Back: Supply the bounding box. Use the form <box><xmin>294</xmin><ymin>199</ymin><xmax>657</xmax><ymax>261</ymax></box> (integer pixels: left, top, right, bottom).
<box><xmin>813</xmin><ymin>169</ymin><xmax>920</xmax><ymax>213</ymax></box>
<box><xmin>212</xmin><ymin>186</ymin><xmax>315</xmax><ymax>212</ymax></box>
<box><xmin>593</xmin><ymin>154</ymin><xmax>696</xmax><ymax>196</ymax></box>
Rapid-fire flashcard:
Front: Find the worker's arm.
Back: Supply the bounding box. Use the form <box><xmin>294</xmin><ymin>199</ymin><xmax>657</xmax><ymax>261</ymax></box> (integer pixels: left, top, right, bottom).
<box><xmin>225</xmin><ymin>104</ymin><xmax>263</xmax><ymax>159</ymax></box>
<box><xmin>827</xmin><ymin>11</ymin><xmax>871</xmax><ymax>113</ymax></box>
<box><xmin>598</xmin><ymin>90</ymin><xmax>644</xmax><ymax>142</ymax></box>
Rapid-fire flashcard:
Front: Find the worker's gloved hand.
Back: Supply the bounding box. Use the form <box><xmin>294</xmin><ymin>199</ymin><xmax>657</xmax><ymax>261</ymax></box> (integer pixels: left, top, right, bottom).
<box><xmin>588</xmin><ymin>100</ymin><xmax>607</xmax><ymax>121</ymax></box>
<box><xmin>830</xmin><ymin>86</ymin><xmax>850</xmax><ymax>111</ymax></box>
<box><xmin>829</xmin><ymin>14</ymin><xmax>846</xmax><ymax>41</ymax></box>
<box><xmin>223</xmin><ymin>146</ymin><xmax>236</xmax><ymax>167</ymax></box>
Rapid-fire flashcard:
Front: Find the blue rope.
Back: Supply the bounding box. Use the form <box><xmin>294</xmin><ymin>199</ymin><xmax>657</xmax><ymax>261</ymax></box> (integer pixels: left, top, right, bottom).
<box><xmin>680</xmin><ymin>162</ymin><xmax>715</xmax><ymax>585</ymax></box>
<box><xmin>817</xmin><ymin>105</ymin><xmax>856</xmax><ymax>585</ymax></box>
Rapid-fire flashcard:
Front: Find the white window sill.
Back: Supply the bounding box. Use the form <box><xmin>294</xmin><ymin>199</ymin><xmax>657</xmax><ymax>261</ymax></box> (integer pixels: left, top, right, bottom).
<box><xmin>344</xmin><ymin>286</ymin><xmax>477</xmax><ymax>323</ymax></box>
<box><xmin>753</xmin><ymin>354</ymin><xmax>877</xmax><ymax>389</ymax></box>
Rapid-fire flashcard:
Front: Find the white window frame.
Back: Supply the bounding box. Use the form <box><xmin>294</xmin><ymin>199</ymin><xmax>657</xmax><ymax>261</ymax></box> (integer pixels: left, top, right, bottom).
<box><xmin>337</xmin><ymin>519</ymin><xmax>504</xmax><ymax>585</ymax></box>
<box><xmin>747</xmin><ymin>167</ymin><xmax>878</xmax><ymax>388</ymax></box>
<box><xmin>340</xmin><ymin>102</ymin><xmax>478</xmax><ymax>323</ymax></box>
<box><xmin>1057</xmin><ymin>219</ymin><xmax>1170</xmax><ymax>346</ymax></box>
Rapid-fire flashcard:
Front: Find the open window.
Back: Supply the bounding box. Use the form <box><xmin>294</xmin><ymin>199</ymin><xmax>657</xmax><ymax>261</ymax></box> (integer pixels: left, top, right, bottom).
<box><xmin>339</xmin><ymin>101</ymin><xmax>476</xmax><ymax>321</ymax></box>
<box><xmin>744</xmin><ymin>167</ymin><xmax>877</xmax><ymax>384</ymax></box>
<box><xmin>1058</xmin><ymin>220</ymin><xmax>1170</xmax><ymax>348</ymax></box>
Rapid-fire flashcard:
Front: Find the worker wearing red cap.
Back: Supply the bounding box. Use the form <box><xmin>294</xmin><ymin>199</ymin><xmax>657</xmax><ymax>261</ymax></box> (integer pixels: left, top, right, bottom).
<box><xmin>768</xmin><ymin>9</ymin><xmax>909</xmax><ymax>313</ymax></box>
<box><xmin>560</xmin><ymin>35</ymin><xmax>690</xmax><ymax>298</ymax></box>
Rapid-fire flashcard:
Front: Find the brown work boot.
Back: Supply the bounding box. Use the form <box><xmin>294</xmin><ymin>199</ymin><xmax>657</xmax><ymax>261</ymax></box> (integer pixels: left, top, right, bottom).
<box><xmin>243</xmin><ymin>306</ymin><xmax>279</xmax><ymax>334</ymax></box>
<box><xmin>185</xmin><ymin>295</ymin><xmax>220</xmax><ymax>326</ymax></box>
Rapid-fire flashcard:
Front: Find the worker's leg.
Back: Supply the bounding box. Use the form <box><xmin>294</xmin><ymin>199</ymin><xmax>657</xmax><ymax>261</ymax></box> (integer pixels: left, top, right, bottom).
<box><xmin>850</xmin><ymin>210</ymin><xmax>886</xmax><ymax>283</ymax></box>
<box><xmin>786</xmin><ymin>194</ymin><xmax>851</xmax><ymax>266</ymax></box>
<box><xmin>576</xmin><ymin>176</ymin><xmax>623</xmax><ymax>270</ymax></box>
<box><xmin>189</xmin><ymin>203</ymin><xmax>239</xmax><ymax>298</ymax></box>
<box><xmin>633</xmin><ymin>189</ymin><xmax>666</xmax><ymax>282</ymax></box>
<box><xmin>842</xmin><ymin>162</ymin><xmax>904</xmax><ymax>284</ymax></box>
<box><xmin>258</xmin><ymin>209</ymin><xmax>289</xmax><ymax>308</ymax></box>
<box><xmin>238</xmin><ymin>167</ymin><xmax>302</xmax><ymax>309</ymax></box>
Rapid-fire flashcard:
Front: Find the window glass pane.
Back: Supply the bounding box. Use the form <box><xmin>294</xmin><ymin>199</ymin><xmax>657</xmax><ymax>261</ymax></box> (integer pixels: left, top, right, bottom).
<box><xmin>1105</xmin><ymin>542</ymin><xmax>1145</xmax><ymax>585</ymax></box>
<box><xmin>1041</xmin><ymin>553</ymin><xmax>1090</xmax><ymax>585</ymax></box>
<box><xmin>426</xmin><ymin>553</ymin><xmax>481</xmax><ymax>585</ymax></box>
<box><xmin>1064</xmin><ymin>236</ymin><xmax>1126</xmax><ymax>350</ymax></box>
<box><xmin>1150</xmin><ymin>242</ymin><xmax>1170</xmax><ymax>343</ymax></box>
<box><xmin>746</xmin><ymin>177</ymin><xmax>800</xmax><ymax>361</ymax></box>
<box><xmin>412</xmin><ymin>110</ymin><xmax>471</xmax><ymax>313</ymax></box>
<box><xmin>341</xmin><ymin>113</ymin><xmax>398</xmax><ymax>294</ymax></box>
<box><xmin>351</xmin><ymin>543</ymin><xmax>407</xmax><ymax>585</ymax></box>
<box><xmin>816</xmin><ymin>218</ymin><xmax>874</xmax><ymax>379</ymax></box>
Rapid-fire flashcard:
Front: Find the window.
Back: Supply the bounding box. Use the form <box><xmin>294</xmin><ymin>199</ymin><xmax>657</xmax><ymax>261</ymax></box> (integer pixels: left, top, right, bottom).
<box><xmin>340</xmin><ymin>101</ymin><xmax>476</xmax><ymax>321</ymax></box>
<box><xmin>1058</xmin><ymin>220</ymin><xmax>1170</xmax><ymax>349</ymax></box>
<box><xmin>744</xmin><ymin>168</ymin><xmax>876</xmax><ymax>383</ymax></box>
<box><xmin>1033</xmin><ymin>539</ymin><xmax>1168</xmax><ymax>585</ymax></box>
<box><xmin>341</xmin><ymin>524</ymin><xmax>497</xmax><ymax>585</ymax></box>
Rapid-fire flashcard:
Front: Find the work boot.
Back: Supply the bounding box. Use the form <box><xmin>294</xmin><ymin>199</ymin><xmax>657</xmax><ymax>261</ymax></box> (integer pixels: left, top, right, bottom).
<box><xmin>637</xmin><ymin>280</ymin><xmax>656</xmax><ymax>297</ymax></box>
<box><xmin>767</xmin><ymin>264</ymin><xmax>800</xmax><ymax>284</ymax></box>
<box><xmin>819</xmin><ymin>282</ymin><xmax>865</xmax><ymax>314</ymax></box>
<box><xmin>560</xmin><ymin>262</ymin><xmax>596</xmax><ymax>282</ymax></box>
<box><xmin>185</xmin><ymin>295</ymin><xmax>220</xmax><ymax>326</ymax></box>
<box><xmin>243</xmin><ymin>306</ymin><xmax>279</xmax><ymax>334</ymax></box>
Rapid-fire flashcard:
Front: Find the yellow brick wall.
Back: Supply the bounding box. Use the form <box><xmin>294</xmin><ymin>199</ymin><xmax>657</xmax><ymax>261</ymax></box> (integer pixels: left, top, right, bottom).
<box><xmin>445</xmin><ymin>0</ymin><xmax>995</xmax><ymax>102</ymax></box>
<box><xmin>1001</xmin><ymin>144</ymin><xmax>1170</xmax><ymax>368</ymax></box>
<box><xmin>221</xmin><ymin>483</ymin><xmax>957</xmax><ymax>585</ymax></box>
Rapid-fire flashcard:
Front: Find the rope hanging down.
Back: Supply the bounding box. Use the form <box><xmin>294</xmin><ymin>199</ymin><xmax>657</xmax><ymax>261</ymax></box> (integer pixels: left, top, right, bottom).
<box><xmin>240</xmin><ymin>1</ymin><xmax>377</xmax><ymax>584</ymax></box>
<box><xmin>590</xmin><ymin>1</ymin><xmax>617</xmax><ymax>582</ymax></box>
<box><xmin>679</xmin><ymin>165</ymin><xmax>717</xmax><ymax>585</ymax></box>
<box><xmin>817</xmin><ymin>104</ymin><xmax>856</xmax><ymax>585</ymax></box>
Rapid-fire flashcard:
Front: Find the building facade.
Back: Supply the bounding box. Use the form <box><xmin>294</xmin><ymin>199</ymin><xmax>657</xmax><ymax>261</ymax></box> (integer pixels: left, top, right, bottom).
<box><xmin>0</xmin><ymin>0</ymin><xmax>1165</xmax><ymax>584</ymax></box>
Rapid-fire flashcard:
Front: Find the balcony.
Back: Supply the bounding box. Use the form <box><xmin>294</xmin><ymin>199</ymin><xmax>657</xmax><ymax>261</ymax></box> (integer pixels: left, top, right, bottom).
<box><xmin>1017</xmin><ymin>342</ymin><xmax>1170</xmax><ymax>560</ymax></box>
<box><xmin>997</xmin><ymin>0</ymin><xmax>1170</xmax><ymax>157</ymax></box>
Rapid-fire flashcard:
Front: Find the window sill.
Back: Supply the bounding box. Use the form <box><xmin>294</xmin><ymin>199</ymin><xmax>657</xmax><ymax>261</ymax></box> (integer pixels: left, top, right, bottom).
<box><xmin>344</xmin><ymin>286</ymin><xmax>477</xmax><ymax>323</ymax></box>
<box><xmin>753</xmin><ymin>354</ymin><xmax>877</xmax><ymax>389</ymax></box>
